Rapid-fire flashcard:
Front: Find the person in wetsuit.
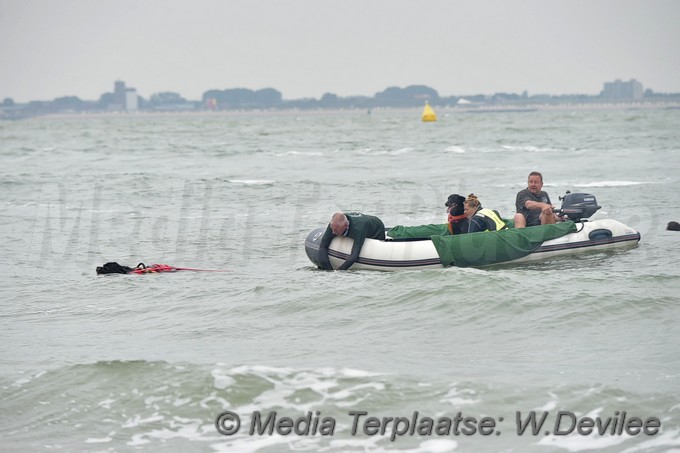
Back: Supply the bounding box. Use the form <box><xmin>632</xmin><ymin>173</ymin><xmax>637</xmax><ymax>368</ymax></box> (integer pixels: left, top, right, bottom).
<box><xmin>318</xmin><ymin>212</ymin><xmax>385</xmax><ymax>270</ymax></box>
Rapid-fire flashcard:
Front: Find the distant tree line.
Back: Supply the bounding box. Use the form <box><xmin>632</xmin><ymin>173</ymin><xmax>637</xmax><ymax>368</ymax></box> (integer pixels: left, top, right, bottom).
<box><xmin>2</xmin><ymin>84</ymin><xmax>680</xmax><ymax>119</ymax></box>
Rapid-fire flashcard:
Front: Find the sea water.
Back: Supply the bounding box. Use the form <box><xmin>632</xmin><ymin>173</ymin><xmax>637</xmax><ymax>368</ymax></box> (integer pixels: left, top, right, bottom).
<box><xmin>1</xmin><ymin>108</ymin><xmax>679</xmax><ymax>452</ymax></box>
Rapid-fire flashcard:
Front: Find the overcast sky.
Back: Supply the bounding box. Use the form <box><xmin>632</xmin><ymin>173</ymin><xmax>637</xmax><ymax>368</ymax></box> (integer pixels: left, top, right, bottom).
<box><xmin>1</xmin><ymin>0</ymin><xmax>679</xmax><ymax>102</ymax></box>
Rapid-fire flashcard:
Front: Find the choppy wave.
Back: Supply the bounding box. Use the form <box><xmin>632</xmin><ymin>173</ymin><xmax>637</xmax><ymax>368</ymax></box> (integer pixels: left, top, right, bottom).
<box><xmin>2</xmin><ymin>361</ymin><xmax>679</xmax><ymax>452</ymax></box>
<box><xmin>2</xmin><ymin>109</ymin><xmax>680</xmax><ymax>453</ymax></box>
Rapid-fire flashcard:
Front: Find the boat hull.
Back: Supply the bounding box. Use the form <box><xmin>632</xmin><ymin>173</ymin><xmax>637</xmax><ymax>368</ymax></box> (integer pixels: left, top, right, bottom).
<box><xmin>304</xmin><ymin>219</ymin><xmax>640</xmax><ymax>271</ymax></box>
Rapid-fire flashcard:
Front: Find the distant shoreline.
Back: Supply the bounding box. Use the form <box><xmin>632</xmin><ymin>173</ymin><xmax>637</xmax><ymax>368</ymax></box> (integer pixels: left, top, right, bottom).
<box><xmin>25</xmin><ymin>102</ymin><xmax>680</xmax><ymax>118</ymax></box>
<box><xmin>5</xmin><ymin>100</ymin><xmax>680</xmax><ymax>121</ymax></box>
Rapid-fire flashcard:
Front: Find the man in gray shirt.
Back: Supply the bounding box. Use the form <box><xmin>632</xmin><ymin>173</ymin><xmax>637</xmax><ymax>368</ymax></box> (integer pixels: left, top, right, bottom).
<box><xmin>514</xmin><ymin>171</ymin><xmax>558</xmax><ymax>228</ymax></box>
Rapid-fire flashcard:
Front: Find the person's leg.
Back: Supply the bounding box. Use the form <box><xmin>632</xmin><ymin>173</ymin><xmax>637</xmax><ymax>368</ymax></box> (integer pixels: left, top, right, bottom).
<box><xmin>513</xmin><ymin>213</ymin><xmax>526</xmax><ymax>228</ymax></box>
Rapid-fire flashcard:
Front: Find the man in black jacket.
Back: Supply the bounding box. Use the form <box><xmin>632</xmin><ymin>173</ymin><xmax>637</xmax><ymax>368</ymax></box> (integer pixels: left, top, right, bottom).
<box><xmin>318</xmin><ymin>212</ymin><xmax>385</xmax><ymax>270</ymax></box>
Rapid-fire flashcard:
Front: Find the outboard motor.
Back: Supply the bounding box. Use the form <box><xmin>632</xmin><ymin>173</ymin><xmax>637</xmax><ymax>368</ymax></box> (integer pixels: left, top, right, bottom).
<box><xmin>557</xmin><ymin>191</ymin><xmax>601</xmax><ymax>221</ymax></box>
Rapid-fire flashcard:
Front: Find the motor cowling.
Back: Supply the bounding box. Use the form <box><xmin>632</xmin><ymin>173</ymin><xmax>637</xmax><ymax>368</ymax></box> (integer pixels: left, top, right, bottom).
<box><xmin>558</xmin><ymin>191</ymin><xmax>601</xmax><ymax>221</ymax></box>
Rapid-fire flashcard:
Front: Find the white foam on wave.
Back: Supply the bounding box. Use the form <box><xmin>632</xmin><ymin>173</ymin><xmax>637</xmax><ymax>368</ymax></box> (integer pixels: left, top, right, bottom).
<box><xmin>225</xmin><ymin>364</ymin><xmax>380</xmax><ymax>379</ymax></box>
<box><xmin>574</xmin><ymin>181</ymin><xmax>646</xmax><ymax>188</ymax></box>
<box><xmin>274</xmin><ymin>151</ymin><xmax>323</xmax><ymax>157</ymax></box>
<box><xmin>85</xmin><ymin>434</ymin><xmax>113</xmax><ymax>443</ymax></box>
<box><xmin>204</xmin><ymin>364</ymin><xmax>467</xmax><ymax>450</ymax></box>
<box><xmin>535</xmin><ymin>397</ymin><xmax>558</xmax><ymax>412</ymax></box>
<box><xmin>445</xmin><ymin>146</ymin><xmax>466</xmax><ymax>154</ymax></box>
<box><xmin>211</xmin><ymin>368</ymin><xmax>236</xmax><ymax>390</ymax></box>
<box><xmin>198</xmin><ymin>394</ymin><xmax>231</xmax><ymax>410</ymax></box>
<box><xmin>144</xmin><ymin>396</ymin><xmax>166</xmax><ymax>406</ymax></box>
<box><xmin>391</xmin><ymin>147</ymin><xmax>415</xmax><ymax>155</ymax></box>
<box><xmin>411</xmin><ymin>439</ymin><xmax>459</xmax><ymax>452</ymax></box>
<box><xmin>173</xmin><ymin>397</ymin><xmax>191</xmax><ymax>407</ymax></box>
<box><xmin>336</xmin><ymin>367</ymin><xmax>381</xmax><ymax>378</ymax></box>
<box><xmin>328</xmin><ymin>437</ymin><xmax>457</xmax><ymax>453</ymax></box>
<box><xmin>127</xmin><ymin>417</ymin><xmax>207</xmax><ymax>446</ymax></box>
<box><xmin>97</xmin><ymin>398</ymin><xmax>116</xmax><ymax>409</ymax></box>
<box><xmin>229</xmin><ymin>364</ymin><xmax>294</xmax><ymax>376</ymax></box>
<box><xmin>537</xmin><ymin>431</ymin><xmax>631</xmax><ymax>451</ymax></box>
<box><xmin>329</xmin><ymin>382</ymin><xmax>386</xmax><ymax>407</ymax></box>
<box><xmin>210</xmin><ymin>364</ymin><xmax>386</xmax><ymax>415</ymax></box>
<box><xmin>584</xmin><ymin>407</ymin><xmax>604</xmax><ymax>419</ymax></box>
<box><xmin>11</xmin><ymin>370</ymin><xmax>46</xmax><ymax>387</ymax></box>
<box><xmin>328</xmin><ymin>437</ymin><xmax>382</xmax><ymax>450</ymax></box>
<box><xmin>208</xmin><ymin>433</ymin><xmax>297</xmax><ymax>453</ymax></box>
<box><xmin>227</xmin><ymin>179</ymin><xmax>276</xmax><ymax>185</ymax></box>
<box><xmin>247</xmin><ymin>376</ymin><xmax>336</xmax><ymax>413</ymax></box>
<box><xmin>358</xmin><ymin>147</ymin><xmax>414</xmax><ymax>156</ymax></box>
<box><xmin>122</xmin><ymin>414</ymin><xmax>165</xmax><ymax>429</ymax></box>
<box><xmin>501</xmin><ymin>145</ymin><xmax>555</xmax><ymax>153</ymax></box>
<box><xmin>440</xmin><ymin>385</ymin><xmax>481</xmax><ymax>406</ymax></box>
<box><xmin>621</xmin><ymin>428</ymin><xmax>680</xmax><ymax>451</ymax></box>
<box><xmin>455</xmin><ymin>267</ymin><xmax>490</xmax><ymax>276</ymax></box>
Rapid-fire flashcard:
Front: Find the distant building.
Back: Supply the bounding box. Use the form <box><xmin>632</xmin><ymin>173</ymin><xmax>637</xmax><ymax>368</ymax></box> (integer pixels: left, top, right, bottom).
<box><xmin>114</xmin><ymin>80</ymin><xmax>126</xmax><ymax>108</ymax></box>
<box><xmin>125</xmin><ymin>88</ymin><xmax>138</xmax><ymax>111</ymax></box>
<box><xmin>602</xmin><ymin>79</ymin><xmax>643</xmax><ymax>100</ymax></box>
<box><xmin>111</xmin><ymin>80</ymin><xmax>138</xmax><ymax>111</ymax></box>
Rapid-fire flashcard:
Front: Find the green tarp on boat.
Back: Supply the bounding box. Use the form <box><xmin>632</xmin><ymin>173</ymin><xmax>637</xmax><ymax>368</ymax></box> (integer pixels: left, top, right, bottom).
<box><xmin>387</xmin><ymin>223</ymin><xmax>450</xmax><ymax>238</ymax></box>
<box><xmin>388</xmin><ymin>221</ymin><xmax>577</xmax><ymax>267</ymax></box>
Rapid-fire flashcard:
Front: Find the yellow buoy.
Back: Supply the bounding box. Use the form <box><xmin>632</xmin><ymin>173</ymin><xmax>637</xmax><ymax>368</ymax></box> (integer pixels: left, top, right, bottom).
<box><xmin>421</xmin><ymin>102</ymin><xmax>437</xmax><ymax>122</ymax></box>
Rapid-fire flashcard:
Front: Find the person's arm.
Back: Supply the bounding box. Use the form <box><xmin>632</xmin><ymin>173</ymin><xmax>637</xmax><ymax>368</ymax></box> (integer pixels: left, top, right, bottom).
<box><xmin>338</xmin><ymin>235</ymin><xmax>365</xmax><ymax>270</ymax></box>
<box><xmin>317</xmin><ymin>226</ymin><xmax>334</xmax><ymax>270</ymax></box>
<box><xmin>525</xmin><ymin>193</ymin><xmax>558</xmax><ymax>224</ymax></box>
<box><xmin>524</xmin><ymin>199</ymin><xmax>552</xmax><ymax>211</ymax></box>
<box><xmin>517</xmin><ymin>190</ymin><xmax>550</xmax><ymax>212</ymax></box>
<box><xmin>467</xmin><ymin>217</ymin><xmax>486</xmax><ymax>233</ymax></box>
